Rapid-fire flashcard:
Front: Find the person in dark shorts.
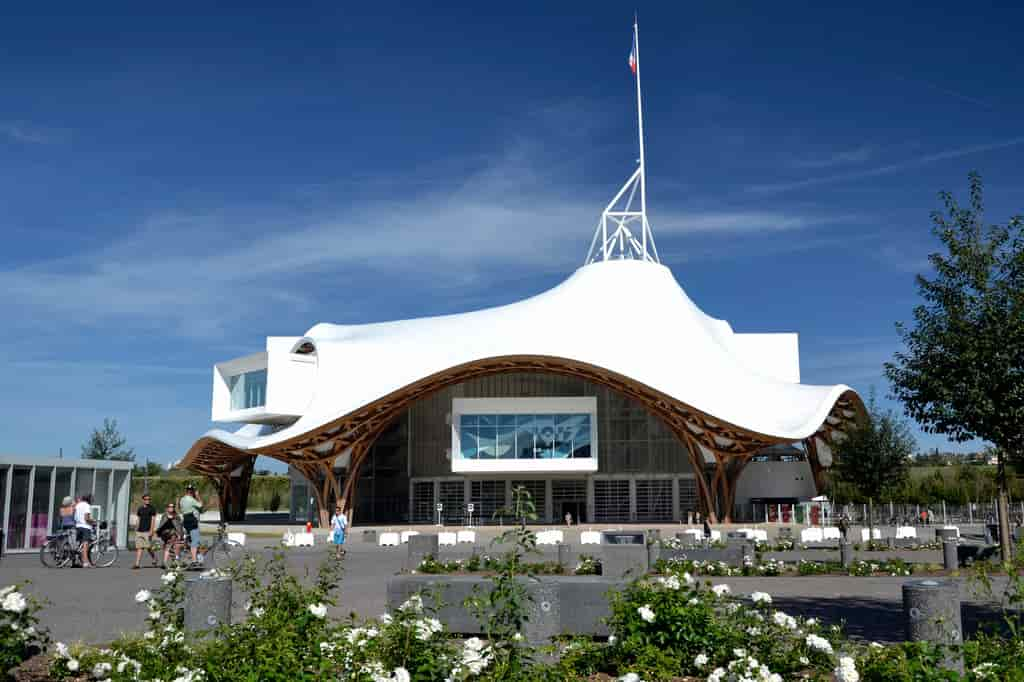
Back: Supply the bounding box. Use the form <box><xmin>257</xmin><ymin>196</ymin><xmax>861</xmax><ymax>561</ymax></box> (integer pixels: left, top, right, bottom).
<box><xmin>132</xmin><ymin>494</ymin><xmax>159</xmax><ymax>569</ymax></box>
<box><xmin>74</xmin><ymin>494</ymin><xmax>94</xmax><ymax>568</ymax></box>
<box><xmin>155</xmin><ymin>503</ymin><xmax>185</xmax><ymax>569</ymax></box>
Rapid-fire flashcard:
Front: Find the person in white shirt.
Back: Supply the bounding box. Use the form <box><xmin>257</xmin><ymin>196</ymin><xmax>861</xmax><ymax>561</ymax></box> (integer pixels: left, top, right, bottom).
<box><xmin>74</xmin><ymin>494</ymin><xmax>95</xmax><ymax>568</ymax></box>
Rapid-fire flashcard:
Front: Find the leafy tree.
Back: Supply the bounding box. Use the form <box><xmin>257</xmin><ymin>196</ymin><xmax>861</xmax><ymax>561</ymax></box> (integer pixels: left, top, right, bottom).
<box><xmin>885</xmin><ymin>173</ymin><xmax>1023</xmax><ymax>560</ymax></box>
<box><xmin>133</xmin><ymin>461</ymin><xmax>164</xmax><ymax>476</ymax></box>
<box><xmin>81</xmin><ymin>418</ymin><xmax>135</xmax><ymax>461</ymax></box>
<box><xmin>831</xmin><ymin>392</ymin><xmax>916</xmax><ymax>527</ymax></box>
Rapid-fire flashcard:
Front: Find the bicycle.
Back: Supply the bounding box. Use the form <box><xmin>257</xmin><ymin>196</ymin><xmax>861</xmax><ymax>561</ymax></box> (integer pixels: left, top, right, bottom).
<box><xmin>205</xmin><ymin>522</ymin><xmax>243</xmax><ymax>570</ymax></box>
<box><xmin>88</xmin><ymin>521</ymin><xmax>119</xmax><ymax>567</ymax></box>
<box><xmin>39</xmin><ymin>529</ymin><xmax>78</xmax><ymax>568</ymax></box>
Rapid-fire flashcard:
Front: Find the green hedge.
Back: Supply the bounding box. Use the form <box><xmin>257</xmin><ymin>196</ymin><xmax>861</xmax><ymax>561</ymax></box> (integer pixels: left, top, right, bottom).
<box><xmin>130</xmin><ymin>475</ymin><xmax>290</xmax><ymax>512</ymax></box>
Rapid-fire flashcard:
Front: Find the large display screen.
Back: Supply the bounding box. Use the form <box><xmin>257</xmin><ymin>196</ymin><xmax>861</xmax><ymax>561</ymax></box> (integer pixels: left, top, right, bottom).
<box><xmin>458</xmin><ymin>413</ymin><xmax>591</xmax><ymax>460</ymax></box>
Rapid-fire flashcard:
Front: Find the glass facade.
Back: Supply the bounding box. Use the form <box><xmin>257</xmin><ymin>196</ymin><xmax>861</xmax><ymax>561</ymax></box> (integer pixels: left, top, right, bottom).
<box><xmin>457</xmin><ymin>413</ymin><xmax>591</xmax><ymax>460</ymax></box>
<box><xmin>0</xmin><ymin>459</ymin><xmax>131</xmax><ymax>554</ymax></box>
<box><xmin>229</xmin><ymin>369</ymin><xmax>267</xmax><ymax>410</ymax></box>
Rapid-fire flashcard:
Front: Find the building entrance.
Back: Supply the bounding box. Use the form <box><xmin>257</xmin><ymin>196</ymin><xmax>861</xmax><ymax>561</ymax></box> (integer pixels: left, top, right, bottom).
<box><xmin>556</xmin><ymin>500</ymin><xmax>585</xmax><ymax>525</ymax></box>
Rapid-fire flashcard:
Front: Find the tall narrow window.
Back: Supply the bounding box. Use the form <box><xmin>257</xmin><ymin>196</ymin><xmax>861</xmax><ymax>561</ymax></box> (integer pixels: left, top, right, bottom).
<box><xmin>229</xmin><ymin>369</ymin><xmax>268</xmax><ymax>410</ymax></box>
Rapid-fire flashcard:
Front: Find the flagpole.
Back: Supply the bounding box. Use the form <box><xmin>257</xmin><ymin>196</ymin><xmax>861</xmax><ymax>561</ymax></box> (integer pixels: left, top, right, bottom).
<box><xmin>634</xmin><ymin>17</ymin><xmax>648</xmax><ymax>261</ymax></box>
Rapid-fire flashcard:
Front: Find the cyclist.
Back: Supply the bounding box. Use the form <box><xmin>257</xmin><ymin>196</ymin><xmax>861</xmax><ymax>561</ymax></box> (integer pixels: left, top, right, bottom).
<box><xmin>179</xmin><ymin>484</ymin><xmax>204</xmax><ymax>565</ymax></box>
<box><xmin>59</xmin><ymin>496</ymin><xmax>76</xmax><ymax>531</ymax></box>
<box><xmin>132</xmin><ymin>493</ymin><xmax>159</xmax><ymax>570</ymax></box>
<box><xmin>74</xmin><ymin>494</ymin><xmax>95</xmax><ymax>568</ymax></box>
<box><xmin>156</xmin><ymin>503</ymin><xmax>185</xmax><ymax>569</ymax></box>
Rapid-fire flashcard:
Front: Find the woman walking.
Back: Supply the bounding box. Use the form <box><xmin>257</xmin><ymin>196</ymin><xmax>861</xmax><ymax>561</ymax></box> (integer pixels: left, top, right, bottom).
<box><xmin>330</xmin><ymin>504</ymin><xmax>347</xmax><ymax>559</ymax></box>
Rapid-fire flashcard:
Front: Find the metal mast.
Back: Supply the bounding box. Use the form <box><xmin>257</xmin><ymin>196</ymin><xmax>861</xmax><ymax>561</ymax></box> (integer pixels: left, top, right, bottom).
<box><xmin>586</xmin><ymin>18</ymin><xmax>660</xmax><ymax>265</ymax></box>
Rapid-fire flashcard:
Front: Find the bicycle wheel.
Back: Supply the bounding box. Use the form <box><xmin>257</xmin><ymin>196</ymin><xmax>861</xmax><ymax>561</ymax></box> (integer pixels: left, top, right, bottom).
<box><xmin>210</xmin><ymin>540</ymin><xmax>242</xmax><ymax>570</ymax></box>
<box><xmin>89</xmin><ymin>539</ymin><xmax>119</xmax><ymax>567</ymax></box>
<box><xmin>40</xmin><ymin>539</ymin><xmax>71</xmax><ymax>568</ymax></box>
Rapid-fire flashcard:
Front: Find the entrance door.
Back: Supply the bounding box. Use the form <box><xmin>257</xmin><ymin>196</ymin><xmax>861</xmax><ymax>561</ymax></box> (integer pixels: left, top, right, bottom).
<box><xmin>557</xmin><ymin>501</ymin><xmax>585</xmax><ymax>525</ymax></box>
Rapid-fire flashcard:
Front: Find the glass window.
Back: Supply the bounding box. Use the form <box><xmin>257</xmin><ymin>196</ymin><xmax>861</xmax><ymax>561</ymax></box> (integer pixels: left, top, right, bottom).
<box><xmin>94</xmin><ymin>470</ymin><xmax>111</xmax><ymax>520</ymax></box>
<box><xmin>459</xmin><ymin>428</ymin><xmax>479</xmax><ymax>459</ymax></box>
<box><xmin>477</xmin><ymin>415</ymin><xmax>496</xmax><ymax>426</ymax></box>
<box><xmin>534</xmin><ymin>415</ymin><xmax>555</xmax><ymax>459</ymax></box>
<box><xmin>6</xmin><ymin>467</ymin><xmax>31</xmax><ymax>550</ymax></box>
<box><xmin>498</xmin><ymin>415</ymin><xmax>516</xmax><ymax>427</ymax></box>
<box><xmin>75</xmin><ymin>469</ymin><xmax>94</xmax><ymax>502</ymax></box>
<box><xmin>516</xmin><ymin>416</ymin><xmax>536</xmax><ymax>458</ymax></box>
<box><xmin>477</xmin><ymin>427</ymin><xmax>497</xmax><ymax>459</ymax></box>
<box><xmin>52</xmin><ymin>468</ymin><xmax>73</xmax><ymax>532</ymax></box>
<box><xmin>29</xmin><ymin>467</ymin><xmax>52</xmax><ymax>548</ymax></box>
<box><xmin>496</xmin><ymin>426</ymin><xmax>516</xmax><ymax>459</ymax></box>
<box><xmin>229</xmin><ymin>369</ymin><xmax>267</xmax><ymax>410</ymax></box>
<box><xmin>460</xmin><ymin>414</ymin><xmax>477</xmax><ymax>428</ymax></box>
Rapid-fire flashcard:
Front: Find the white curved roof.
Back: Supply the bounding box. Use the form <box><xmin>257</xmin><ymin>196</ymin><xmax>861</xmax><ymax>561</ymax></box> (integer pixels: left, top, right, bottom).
<box><xmin>194</xmin><ymin>259</ymin><xmax>854</xmax><ymax>455</ymax></box>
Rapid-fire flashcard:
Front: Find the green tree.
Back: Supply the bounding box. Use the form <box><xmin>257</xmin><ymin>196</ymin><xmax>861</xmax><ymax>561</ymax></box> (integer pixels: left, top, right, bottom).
<box><xmin>81</xmin><ymin>418</ymin><xmax>135</xmax><ymax>461</ymax></box>
<box><xmin>885</xmin><ymin>173</ymin><xmax>1023</xmax><ymax>560</ymax></box>
<box><xmin>831</xmin><ymin>393</ymin><xmax>916</xmax><ymax>528</ymax></box>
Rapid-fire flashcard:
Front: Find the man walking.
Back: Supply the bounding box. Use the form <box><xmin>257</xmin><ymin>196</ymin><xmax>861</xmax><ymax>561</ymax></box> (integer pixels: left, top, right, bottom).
<box><xmin>132</xmin><ymin>493</ymin><xmax>159</xmax><ymax>569</ymax></box>
<box><xmin>179</xmin><ymin>484</ymin><xmax>204</xmax><ymax>564</ymax></box>
<box><xmin>74</xmin><ymin>494</ymin><xmax>94</xmax><ymax>568</ymax></box>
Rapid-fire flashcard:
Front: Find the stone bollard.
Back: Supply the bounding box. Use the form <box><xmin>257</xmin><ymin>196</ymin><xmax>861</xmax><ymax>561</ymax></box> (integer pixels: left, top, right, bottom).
<box><xmin>407</xmin><ymin>533</ymin><xmax>439</xmax><ymax>571</ymax></box>
<box><xmin>903</xmin><ymin>579</ymin><xmax>963</xmax><ymax>673</ymax></box>
<box><xmin>647</xmin><ymin>542</ymin><xmax>661</xmax><ymax>569</ymax></box>
<box><xmin>942</xmin><ymin>540</ymin><xmax>958</xmax><ymax>570</ymax></box>
<box><xmin>184</xmin><ymin>574</ymin><xmax>231</xmax><ymax>637</ymax></box>
<box><xmin>839</xmin><ymin>541</ymin><xmax>853</xmax><ymax>568</ymax></box>
<box><xmin>557</xmin><ymin>543</ymin><xmax>571</xmax><ymax>570</ymax></box>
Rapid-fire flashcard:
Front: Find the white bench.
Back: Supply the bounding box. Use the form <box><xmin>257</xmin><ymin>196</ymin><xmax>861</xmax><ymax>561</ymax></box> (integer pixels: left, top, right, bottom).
<box><xmin>456</xmin><ymin>530</ymin><xmax>476</xmax><ymax>544</ymax></box>
<box><xmin>227</xmin><ymin>532</ymin><xmax>247</xmax><ymax>546</ymax></box>
<box><xmin>400</xmin><ymin>530</ymin><xmax>420</xmax><ymax>544</ymax></box>
<box><xmin>680</xmin><ymin>529</ymin><xmax>703</xmax><ymax>542</ymax></box>
<box><xmin>750</xmin><ymin>529</ymin><xmax>768</xmax><ymax>543</ymax></box>
<box><xmin>536</xmin><ymin>529</ymin><xmax>564</xmax><ymax>545</ymax></box>
<box><xmin>293</xmin><ymin>532</ymin><xmax>315</xmax><ymax>547</ymax></box>
<box><xmin>378</xmin><ymin>532</ymin><xmax>400</xmax><ymax>547</ymax></box>
<box><xmin>801</xmin><ymin>528</ymin><xmax>824</xmax><ymax>543</ymax></box>
<box><xmin>860</xmin><ymin>528</ymin><xmax>882</xmax><ymax>542</ymax></box>
<box><xmin>438</xmin><ymin>532</ymin><xmax>458</xmax><ymax>547</ymax></box>
<box><xmin>735</xmin><ymin>528</ymin><xmax>756</xmax><ymax>539</ymax></box>
<box><xmin>709</xmin><ymin>530</ymin><xmax>721</xmax><ymax>542</ymax></box>
<box><xmin>896</xmin><ymin>526</ymin><xmax>917</xmax><ymax>539</ymax></box>
<box><xmin>580</xmin><ymin>530</ymin><xmax>602</xmax><ymax>545</ymax></box>
<box><xmin>822</xmin><ymin>527</ymin><xmax>842</xmax><ymax>541</ymax></box>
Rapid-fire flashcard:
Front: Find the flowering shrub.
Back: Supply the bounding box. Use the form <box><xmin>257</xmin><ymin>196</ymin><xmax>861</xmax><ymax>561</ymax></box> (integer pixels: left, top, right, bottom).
<box><xmin>415</xmin><ymin>554</ymin><xmax>565</xmax><ymax>576</ymax></box>
<box><xmin>574</xmin><ymin>554</ymin><xmax>601</xmax><ymax>576</ymax></box>
<box><xmin>0</xmin><ymin>583</ymin><xmax>48</xmax><ymax>676</ymax></box>
<box><xmin>848</xmin><ymin>558</ymin><xmax>915</xmax><ymax>577</ymax></box>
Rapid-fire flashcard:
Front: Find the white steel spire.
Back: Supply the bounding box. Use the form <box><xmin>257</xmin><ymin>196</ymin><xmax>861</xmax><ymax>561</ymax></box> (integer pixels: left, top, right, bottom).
<box><xmin>586</xmin><ymin>18</ymin><xmax>660</xmax><ymax>265</ymax></box>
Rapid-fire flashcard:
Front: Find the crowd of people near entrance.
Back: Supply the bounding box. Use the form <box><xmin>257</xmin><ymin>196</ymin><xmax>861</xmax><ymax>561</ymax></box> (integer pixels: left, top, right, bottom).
<box><xmin>130</xmin><ymin>484</ymin><xmax>204</xmax><ymax>570</ymax></box>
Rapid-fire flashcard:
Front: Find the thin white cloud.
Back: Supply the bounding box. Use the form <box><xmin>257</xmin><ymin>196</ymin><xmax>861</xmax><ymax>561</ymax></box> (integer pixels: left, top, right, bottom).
<box><xmin>788</xmin><ymin>146</ymin><xmax>874</xmax><ymax>169</ymax></box>
<box><xmin>748</xmin><ymin>136</ymin><xmax>1024</xmax><ymax>194</ymax></box>
<box><xmin>0</xmin><ymin>121</ymin><xmax>64</xmax><ymax>144</ymax></box>
<box><xmin>0</xmin><ymin>122</ymin><xmax>849</xmax><ymax>338</ymax></box>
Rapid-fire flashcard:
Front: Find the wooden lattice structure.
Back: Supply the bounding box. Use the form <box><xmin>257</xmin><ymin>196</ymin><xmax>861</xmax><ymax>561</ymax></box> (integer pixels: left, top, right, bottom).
<box><xmin>180</xmin><ymin>355</ymin><xmax>864</xmax><ymax>525</ymax></box>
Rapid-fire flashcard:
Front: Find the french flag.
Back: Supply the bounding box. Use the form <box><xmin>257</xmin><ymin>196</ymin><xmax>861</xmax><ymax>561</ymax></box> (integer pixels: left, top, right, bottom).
<box><xmin>628</xmin><ymin>37</ymin><xmax>637</xmax><ymax>75</ymax></box>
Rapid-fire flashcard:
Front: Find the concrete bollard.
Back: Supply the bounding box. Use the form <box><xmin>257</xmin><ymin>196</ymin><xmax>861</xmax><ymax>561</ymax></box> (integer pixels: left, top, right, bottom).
<box><xmin>184</xmin><ymin>574</ymin><xmax>231</xmax><ymax>637</ymax></box>
<box><xmin>839</xmin><ymin>541</ymin><xmax>853</xmax><ymax>568</ymax></box>
<box><xmin>557</xmin><ymin>543</ymin><xmax>571</xmax><ymax>570</ymax></box>
<box><xmin>942</xmin><ymin>541</ymin><xmax>958</xmax><ymax>570</ymax></box>
<box><xmin>407</xmin><ymin>533</ymin><xmax>439</xmax><ymax>571</ymax></box>
<box><xmin>886</xmin><ymin>536</ymin><xmax>896</xmax><ymax>550</ymax></box>
<box><xmin>647</xmin><ymin>542</ymin><xmax>661</xmax><ymax>569</ymax></box>
<box><xmin>903</xmin><ymin>579</ymin><xmax>963</xmax><ymax>673</ymax></box>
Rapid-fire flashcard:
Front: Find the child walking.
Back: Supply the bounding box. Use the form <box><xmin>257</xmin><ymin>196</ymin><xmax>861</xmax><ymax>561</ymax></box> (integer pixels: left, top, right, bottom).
<box><xmin>330</xmin><ymin>504</ymin><xmax>347</xmax><ymax>559</ymax></box>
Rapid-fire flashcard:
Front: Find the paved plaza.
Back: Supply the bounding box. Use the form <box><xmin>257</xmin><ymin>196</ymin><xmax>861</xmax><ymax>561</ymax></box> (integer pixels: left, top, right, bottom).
<box><xmin>0</xmin><ymin>524</ymin><xmax>1009</xmax><ymax>646</ymax></box>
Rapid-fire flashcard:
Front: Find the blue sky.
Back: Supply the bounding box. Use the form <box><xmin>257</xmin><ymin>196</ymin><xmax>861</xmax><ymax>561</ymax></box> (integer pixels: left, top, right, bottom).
<box><xmin>2</xmin><ymin>2</ymin><xmax>1021</xmax><ymax>468</ymax></box>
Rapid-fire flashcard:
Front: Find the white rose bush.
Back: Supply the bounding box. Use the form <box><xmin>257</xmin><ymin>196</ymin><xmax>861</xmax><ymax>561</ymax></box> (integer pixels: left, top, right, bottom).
<box><xmin>0</xmin><ymin>582</ymin><xmax>47</xmax><ymax>675</ymax></box>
